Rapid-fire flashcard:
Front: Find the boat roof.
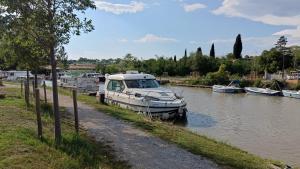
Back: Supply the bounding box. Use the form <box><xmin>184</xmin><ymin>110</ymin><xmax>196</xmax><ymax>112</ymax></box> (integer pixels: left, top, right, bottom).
<box><xmin>108</xmin><ymin>73</ymin><xmax>156</xmax><ymax>80</ymax></box>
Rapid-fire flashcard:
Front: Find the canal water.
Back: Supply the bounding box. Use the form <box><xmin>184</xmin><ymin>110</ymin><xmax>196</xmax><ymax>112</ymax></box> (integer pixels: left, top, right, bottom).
<box><xmin>169</xmin><ymin>86</ymin><xmax>300</xmax><ymax>166</ymax></box>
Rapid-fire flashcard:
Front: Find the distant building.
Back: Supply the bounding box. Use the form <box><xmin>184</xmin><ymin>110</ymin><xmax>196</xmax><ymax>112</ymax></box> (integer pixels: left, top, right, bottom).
<box><xmin>68</xmin><ymin>64</ymin><xmax>96</xmax><ymax>70</ymax></box>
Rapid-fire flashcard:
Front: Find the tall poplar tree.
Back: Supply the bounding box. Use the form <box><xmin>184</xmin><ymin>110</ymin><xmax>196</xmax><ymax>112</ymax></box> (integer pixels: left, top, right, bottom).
<box><xmin>210</xmin><ymin>43</ymin><xmax>215</xmax><ymax>58</ymax></box>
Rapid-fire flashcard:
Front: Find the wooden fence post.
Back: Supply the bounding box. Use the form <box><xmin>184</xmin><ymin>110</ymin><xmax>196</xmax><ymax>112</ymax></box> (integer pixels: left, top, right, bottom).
<box><xmin>35</xmin><ymin>89</ymin><xmax>42</xmax><ymax>139</ymax></box>
<box><xmin>21</xmin><ymin>80</ymin><xmax>23</xmax><ymax>96</ymax></box>
<box><xmin>43</xmin><ymin>81</ymin><xmax>47</xmax><ymax>103</ymax></box>
<box><xmin>24</xmin><ymin>81</ymin><xmax>29</xmax><ymax>107</ymax></box>
<box><xmin>72</xmin><ymin>89</ymin><xmax>79</xmax><ymax>133</ymax></box>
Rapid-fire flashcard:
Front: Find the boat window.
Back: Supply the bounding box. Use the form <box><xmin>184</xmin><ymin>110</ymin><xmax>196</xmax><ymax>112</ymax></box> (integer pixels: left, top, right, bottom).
<box><xmin>107</xmin><ymin>80</ymin><xmax>125</xmax><ymax>92</ymax></box>
<box><xmin>125</xmin><ymin>79</ymin><xmax>159</xmax><ymax>88</ymax></box>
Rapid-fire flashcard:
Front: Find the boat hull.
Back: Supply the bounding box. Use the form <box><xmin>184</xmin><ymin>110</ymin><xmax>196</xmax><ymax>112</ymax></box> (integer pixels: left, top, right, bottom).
<box><xmin>244</xmin><ymin>87</ymin><xmax>281</xmax><ymax>96</ymax></box>
<box><xmin>212</xmin><ymin>85</ymin><xmax>243</xmax><ymax>93</ymax></box>
<box><xmin>282</xmin><ymin>90</ymin><xmax>300</xmax><ymax>99</ymax></box>
<box><xmin>105</xmin><ymin>97</ymin><xmax>187</xmax><ymax>119</ymax></box>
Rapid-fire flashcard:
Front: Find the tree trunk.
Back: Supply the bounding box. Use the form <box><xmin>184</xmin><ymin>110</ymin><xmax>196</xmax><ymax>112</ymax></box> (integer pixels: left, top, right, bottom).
<box><xmin>46</xmin><ymin>0</ymin><xmax>61</xmax><ymax>143</ymax></box>
<box><xmin>43</xmin><ymin>81</ymin><xmax>47</xmax><ymax>103</ymax></box>
<box><xmin>35</xmin><ymin>89</ymin><xmax>42</xmax><ymax>139</ymax></box>
<box><xmin>50</xmin><ymin>46</ymin><xmax>61</xmax><ymax>144</ymax></box>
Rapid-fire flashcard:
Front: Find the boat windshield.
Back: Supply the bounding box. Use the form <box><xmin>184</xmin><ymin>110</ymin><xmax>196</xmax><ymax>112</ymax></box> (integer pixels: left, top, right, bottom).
<box><xmin>125</xmin><ymin>79</ymin><xmax>159</xmax><ymax>88</ymax></box>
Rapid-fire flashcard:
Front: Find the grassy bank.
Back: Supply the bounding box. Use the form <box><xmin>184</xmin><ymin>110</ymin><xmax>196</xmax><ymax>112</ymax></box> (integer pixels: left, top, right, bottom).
<box><xmin>0</xmin><ymin>86</ymin><xmax>129</xmax><ymax>169</ymax></box>
<box><xmin>56</xmin><ymin>87</ymin><xmax>284</xmax><ymax>169</ymax></box>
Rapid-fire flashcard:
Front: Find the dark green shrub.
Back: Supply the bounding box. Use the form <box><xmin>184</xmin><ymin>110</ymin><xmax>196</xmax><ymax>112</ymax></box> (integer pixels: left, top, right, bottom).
<box><xmin>253</xmin><ymin>79</ymin><xmax>263</xmax><ymax>87</ymax></box>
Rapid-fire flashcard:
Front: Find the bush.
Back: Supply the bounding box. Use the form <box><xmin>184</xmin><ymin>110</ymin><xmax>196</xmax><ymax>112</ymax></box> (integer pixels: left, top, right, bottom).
<box><xmin>202</xmin><ymin>64</ymin><xmax>230</xmax><ymax>85</ymax></box>
<box><xmin>286</xmin><ymin>83</ymin><xmax>300</xmax><ymax>90</ymax></box>
<box><xmin>253</xmin><ymin>79</ymin><xmax>263</xmax><ymax>87</ymax></box>
<box><xmin>293</xmin><ymin>84</ymin><xmax>300</xmax><ymax>90</ymax></box>
<box><xmin>184</xmin><ymin>64</ymin><xmax>230</xmax><ymax>86</ymax></box>
<box><xmin>239</xmin><ymin>79</ymin><xmax>253</xmax><ymax>88</ymax></box>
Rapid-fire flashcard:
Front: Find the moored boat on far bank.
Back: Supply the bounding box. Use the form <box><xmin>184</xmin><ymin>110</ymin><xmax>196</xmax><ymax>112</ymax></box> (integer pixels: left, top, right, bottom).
<box><xmin>213</xmin><ymin>80</ymin><xmax>244</xmax><ymax>93</ymax></box>
<box><xmin>282</xmin><ymin>90</ymin><xmax>300</xmax><ymax>99</ymax></box>
<box><xmin>244</xmin><ymin>87</ymin><xmax>281</xmax><ymax>96</ymax></box>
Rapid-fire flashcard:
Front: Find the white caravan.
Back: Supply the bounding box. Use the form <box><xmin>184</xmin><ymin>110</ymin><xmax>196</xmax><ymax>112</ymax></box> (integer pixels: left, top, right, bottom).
<box><xmin>6</xmin><ymin>71</ymin><xmax>34</xmax><ymax>81</ymax></box>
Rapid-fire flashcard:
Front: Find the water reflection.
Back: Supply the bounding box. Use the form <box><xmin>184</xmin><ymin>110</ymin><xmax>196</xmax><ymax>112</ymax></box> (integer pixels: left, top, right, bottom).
<box><xmin>186</xmin><ymin>112</ymin><xmax>217</xmax><ymax>128</ymax></box>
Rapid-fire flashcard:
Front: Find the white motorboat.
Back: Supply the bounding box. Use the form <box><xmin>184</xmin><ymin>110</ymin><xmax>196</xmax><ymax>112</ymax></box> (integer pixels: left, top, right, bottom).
<box><xmin>212</xmin><ymin>80</ymin><xmax>243</xmax><ymax>93</ymax></box>
<box><xmin>213</xmin><ymin>85</ymin><xmax>243</xmax><ymax>93</ymax></box>
<box><xmin>282</xmin><ymin>90</ymin><xmax>300</xmax><ymax>99</ymax></box>
<box><xmin>244</xmin><ymin>87</ymin><xmax>281</xmax><ymax>96</ymax></box>
<box><xmin>103</xmin><ymin>73</ymin><xmax>187</xmax><ymax>119</ymax></box>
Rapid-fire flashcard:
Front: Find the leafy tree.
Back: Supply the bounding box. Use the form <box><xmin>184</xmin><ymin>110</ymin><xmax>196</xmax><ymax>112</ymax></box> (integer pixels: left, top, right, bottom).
<box><xmin>233</xmin><ymin>34</ymin><xmax>243</xmax><ymax>59</ymax></box>
<box><xmin>57</xmin><ymin>46</ymin><xmax>69</xmax><ymax>70</ymax></box>
<box><xmin>178</xmin><ymin>49</ymin><xmax>190</xmax><ymax>75</ymax></box>
<box><xmin>0</xmin><ymin>0</ymin><xmax>95</xmax><ymax>143</ymax></box>
<box><xmin>210</xmin><ymin>43</ymin><xmax>215</xmax><ymax>58</ymax></box>
<box><xmin>291</xmin><ymin>46</ymin><xmax>300</xmax><ymax>68</ymax></box>
<box><xmin>275</xmin><ymin>36</ymin><xmax>293</xmax><ymax>77</ymax></box>
<box><xmin>191</xmin><ymin>47</ymin><xmax>203</xmax><ymax>73</ymax></box>
<box><xmin>259</xmin><ymin>48</ymin><xmax>283</xmax><ymax>73</ymax></box>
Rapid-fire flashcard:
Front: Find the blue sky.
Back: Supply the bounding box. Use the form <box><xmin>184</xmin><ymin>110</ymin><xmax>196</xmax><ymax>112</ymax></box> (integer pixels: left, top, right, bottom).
<box><xmin>66</xmin><ymin>0</ymin><xmax>300</xmax><ymax>60</ymax></box>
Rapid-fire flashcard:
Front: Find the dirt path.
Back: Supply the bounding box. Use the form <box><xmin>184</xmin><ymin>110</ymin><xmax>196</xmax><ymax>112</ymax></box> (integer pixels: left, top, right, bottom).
<box><xmin>43</xmin><ymin>90</ymin><xmax>220</xmax><ymax>169</ymax></box>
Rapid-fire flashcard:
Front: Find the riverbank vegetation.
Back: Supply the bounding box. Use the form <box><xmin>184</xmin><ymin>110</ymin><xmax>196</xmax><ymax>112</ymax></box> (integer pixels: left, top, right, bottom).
<box><xmin>60</xmin><ymin>36</ymin><xmax>300</xmax><ymax>90</ymax></box>
<box><xmin>66</xmin><ymin>37</ymin><xmax>300</xmax><ymax>84</ymax></box>
<box><xmin>0</xmin><ymin>85</ymin><xmax>129</xmax><ymax>169</ymax></box>
<box><xmin>55</xmin><ymin>87</ymin><xmax>284</xmax><ymax>169</ymax></box>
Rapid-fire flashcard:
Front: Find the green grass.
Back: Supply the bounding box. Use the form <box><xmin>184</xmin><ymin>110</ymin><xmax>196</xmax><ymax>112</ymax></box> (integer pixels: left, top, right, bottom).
<box><xmin>56</xmin><ymin>87</ymin><xmax>285</xmax><ymax>169</ymax></box>
<box><xmin>0</xmin><ymin>86</ymin><xmax>130</xmax><ymax>169</ymax></box>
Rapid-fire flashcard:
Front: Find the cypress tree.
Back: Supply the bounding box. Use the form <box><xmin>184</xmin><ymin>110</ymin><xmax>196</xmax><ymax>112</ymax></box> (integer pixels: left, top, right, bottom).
<box><xmin>196</xmin><ymin>47</ymin><xmax>203</xmax><ymax>57</ymax></box>
<box><xmin>210</xmin><ymin>43</ymin><xmax>215</xmax><ymax>58</ymax></box>
<box><xmin>173</xmin><ymin>55</ymin><xmax>177</xmax><ymax>62</ymax></box>
<box><xmin>233</xmin><ymin>34</ymin><xmax>243</xmax><ymax>59</ymax></box>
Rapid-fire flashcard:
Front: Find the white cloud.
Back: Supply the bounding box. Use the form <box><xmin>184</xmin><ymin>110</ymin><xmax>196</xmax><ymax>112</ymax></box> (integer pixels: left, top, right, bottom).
<box><xmin>183</xmin><ymin>3</ymin><xmax>206</xmax><ymax>12</ymax></box>
<box><xmin>135</xmin><ymin>34</ymin><xmax>178</xmax><ymax>43</ymax></box>
<box><xmin>95</xmin><ymin>1</ymin><xmax>145</xmax><ymax>15</ymax></box>
<box><xmin>213</xmin><ymin>0</ymin><xmax>300</xmax><ymax>38</ymax></box>
<box><xmin>273</xmin><ymin>26</ymin><xmax>300</xmax><ymax>38</ymax></box>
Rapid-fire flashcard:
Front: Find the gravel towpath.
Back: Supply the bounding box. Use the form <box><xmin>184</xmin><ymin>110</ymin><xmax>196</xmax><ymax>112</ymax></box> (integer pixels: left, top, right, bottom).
<box><xmin>43</xmin><ymin>90</ymin><xmax>220</xmax><ymax>169</ymax></box>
